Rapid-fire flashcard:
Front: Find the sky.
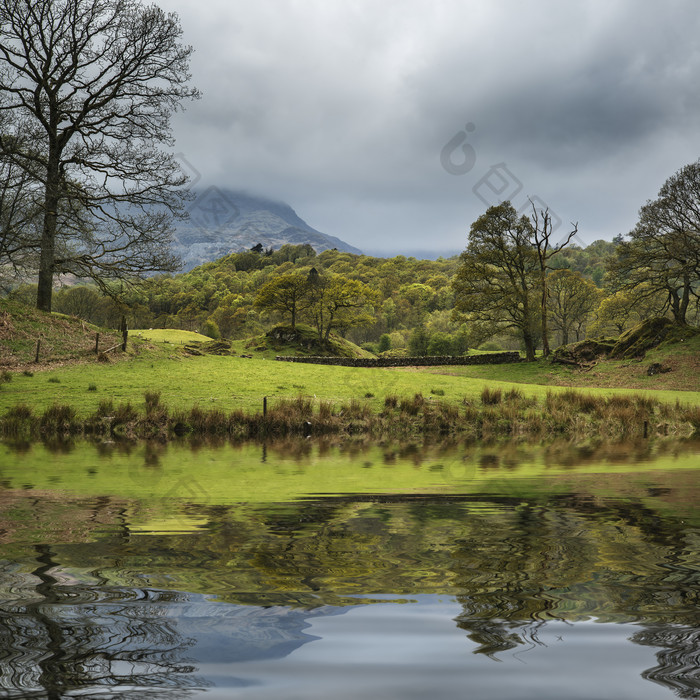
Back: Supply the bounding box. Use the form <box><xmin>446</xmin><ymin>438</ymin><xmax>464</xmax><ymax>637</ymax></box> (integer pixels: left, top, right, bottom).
<box><xmin>159</xmin><ymin>0</ymin><xmax>700</xmax><ymax>257</ymax></box>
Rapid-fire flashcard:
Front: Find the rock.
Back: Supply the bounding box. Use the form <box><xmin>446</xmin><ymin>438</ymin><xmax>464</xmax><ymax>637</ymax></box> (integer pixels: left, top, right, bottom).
<box><xmin>610</xmin><ymin>317</ymin><xmax>676</xmax><ymax>359</ymax></box>
<box><xmin>551</xmin><ymin>338</ymin><xmax>617</xmax><ymax>366</ymax></box>
<box><xmin>647</xmin><ymin>362</ymin><xmax>672</xmax><ymax>376</ymax></box>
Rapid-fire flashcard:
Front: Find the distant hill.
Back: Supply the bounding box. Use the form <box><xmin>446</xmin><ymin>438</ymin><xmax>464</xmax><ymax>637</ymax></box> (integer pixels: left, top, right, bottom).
<box><xmin>172</xmin><ymin>189</ymin><xmax>362</xmax><ymax>270</ymax></box>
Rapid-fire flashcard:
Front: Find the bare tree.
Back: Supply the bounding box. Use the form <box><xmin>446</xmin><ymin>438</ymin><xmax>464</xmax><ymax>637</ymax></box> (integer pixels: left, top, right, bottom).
<box><xmin>0</xmin><ymin>0</ymin><xmax>200</xmax><ymax>311</ymax></box>
<box><xmin>528</xmin><ymin>200</ymin><xmax>579</xmax><ymax>357</ymax></box>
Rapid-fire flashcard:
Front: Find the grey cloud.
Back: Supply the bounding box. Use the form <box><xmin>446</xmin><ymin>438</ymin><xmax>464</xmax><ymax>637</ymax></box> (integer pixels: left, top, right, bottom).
<box><xmin>162</xmin><ymin>0</ymin><xmax>700</xmax><ymax>254</ymax></box>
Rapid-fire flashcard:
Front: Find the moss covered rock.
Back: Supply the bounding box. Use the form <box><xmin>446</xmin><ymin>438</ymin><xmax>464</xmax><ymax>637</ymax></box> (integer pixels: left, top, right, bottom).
<box><xmin>610</xmin><ymin>317</ymin><xmax>676</xmax><ymax>359</ymax></box>
<box><xmin>551</xmin><ymin>337</ymin><xmax>617</xmax><ymax>365</ymax></box>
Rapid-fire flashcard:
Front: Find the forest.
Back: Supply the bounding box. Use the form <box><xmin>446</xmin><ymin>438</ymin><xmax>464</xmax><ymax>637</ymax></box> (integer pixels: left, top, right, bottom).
<box><xmin>4</xmin><ymin>161</ymin><xmax>699</xmax><ymax>359</ymax></box>
<box><xmin>0</xmin><ymin>235</ymin><xmax>671</xmax><ymax>356</ymax></box>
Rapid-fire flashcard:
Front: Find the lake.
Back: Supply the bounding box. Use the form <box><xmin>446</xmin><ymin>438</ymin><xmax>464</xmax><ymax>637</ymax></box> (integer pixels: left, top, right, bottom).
<box><xmin>0</xmin><ymin>437</ymin><xmax>698</xmax><ymax>699</ymax></box>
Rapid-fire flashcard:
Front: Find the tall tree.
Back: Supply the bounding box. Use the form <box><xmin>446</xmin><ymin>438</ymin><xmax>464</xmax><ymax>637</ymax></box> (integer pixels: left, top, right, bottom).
<box><xmin>528</xmin><ymin>201</ymin><xmax>579</xmax><ymax>356</ymax></box>
<box><xmin>306</xmin><ymin>274</ymin><xmax>378</xmax><ymax>343</ymax></box>
<box><xmin>608</xmin><ymin>161</ymin><xmax>700</xmax><ymax>325</ymax></box>
<box><xmin>0</xmin><ymin>0</ymin><xmax>199</xmax><ymax>311</ymax></box>
<box><xmin>254</xmin><ymin>273</ymin><xmax>310</xmax><ymax>330</ymax></box>
<box><xmin>452</xmin><ymin>202</ymin><xmax>540</xmax><ymax>361</ymax></box>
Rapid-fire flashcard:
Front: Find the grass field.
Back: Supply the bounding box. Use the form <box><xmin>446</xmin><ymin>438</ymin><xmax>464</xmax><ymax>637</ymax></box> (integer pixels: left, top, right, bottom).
<box><xmin>1</xmin><ymin>313</ymin><xmax>699</xmax><ymax>429</ymax></box>
<box><xmin>2</xmin><ymin>340</ymin><xmax>699</xmax><ymax>420</ymax></box>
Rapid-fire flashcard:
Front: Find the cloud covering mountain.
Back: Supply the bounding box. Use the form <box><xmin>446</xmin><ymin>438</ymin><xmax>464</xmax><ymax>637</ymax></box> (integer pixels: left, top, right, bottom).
<box><xmin>173</xmin><ymin>189</ymin><xmax>362</xmax><ymax>270</ymax></box>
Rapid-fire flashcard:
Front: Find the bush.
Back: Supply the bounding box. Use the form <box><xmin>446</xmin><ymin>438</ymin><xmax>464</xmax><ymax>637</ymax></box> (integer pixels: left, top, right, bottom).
<box><xmin>201</xmin><ymin>319</ymin><xmax>221</xmax><ymax>340</ymax></box>
<box><xmin>377</xmin><ymin>334</ymin><xmax>391</xmax><ymax>352</ymax></box>
<box><xmin>427</xmin><ymin>332</ymin><xmax>453</xmax><ymax>356</ymax></box>
<box><xmin>408</xmin><ymin>327</ymin><xmax>429</xmax><ymax>357</ymax></box>
<box><xmin>481</xmin><ymin>387</ymin><xmax>502</xmax><ymax>405</ymax></box>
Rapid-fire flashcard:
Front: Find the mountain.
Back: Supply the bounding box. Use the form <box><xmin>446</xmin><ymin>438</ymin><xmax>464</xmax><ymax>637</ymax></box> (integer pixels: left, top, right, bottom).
<box><xmin>172</xmin><ymin>188</ymin><xmax>362</xmax><ymax>270</ymax></box>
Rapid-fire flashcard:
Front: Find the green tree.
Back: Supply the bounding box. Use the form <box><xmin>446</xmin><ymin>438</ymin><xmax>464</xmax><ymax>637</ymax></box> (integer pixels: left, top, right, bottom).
<box><xmin>608</xmin><ymin>161</ymin><xmax>700</xmax><ymax>325</ymax></box>
<box><xmin>306</xmin><ymin>274</ymin><xmax>378</xmax><ymax>343</ymax></box>
<box><xmin>427</xmin><ymin>331</ymin><xmax>453</xmax><ymax>356</ymax></box>
<box><xmin>587</xmin><ymin>289</ymin><xmax>654</xmax><ymax>336</ymax></box>
<box><xmin>408</xmin><ymin>326</ymin><xmax>430</xmax><ymax>356</ymax></box>
<box><xmin>52</xmin><ymin>285</ymin><xmax>102</xmax><ymax>321</ymax></box>
<box><xmin>201</xmin><ymin>319</ymin><xmax>220</xmax><ymax>340</ymax></box>
<box><xmin>547</xmin><ymin>269</ymin><xmax>601</xmax><ymax>346</ymax></box>
<box><xmin>254</xmin><ymin>273</ymin><xmax>310</xmax><ymax>329</ymax></box>
<box><xmin>452</xmin><ymin>202</ymin><xmax>540</xmax><ymax>361</ymax></box>
<box><xmin>0</xmin><ymin>0</ymin><xmax>198</xmax><ymax>311</ymax></box>
<box><xmin>377</xmin><ymin>334</ymin><xmax>391</xmax><ymax>352</ymax></box>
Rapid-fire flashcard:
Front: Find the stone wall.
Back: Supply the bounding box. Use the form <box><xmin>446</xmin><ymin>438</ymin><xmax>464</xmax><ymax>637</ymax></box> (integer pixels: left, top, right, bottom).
<box><xmin>275</xmin><ymin>352</ymin><xmax>521</xmax><ymax>367</ymax></box>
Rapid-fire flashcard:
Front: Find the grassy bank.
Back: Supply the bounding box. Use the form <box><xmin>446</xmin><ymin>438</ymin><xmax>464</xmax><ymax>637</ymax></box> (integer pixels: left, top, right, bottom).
<box><xmin>2</xmin><ymin>385</ymin><xmax>698</xmax><ymax>442</ymax></box>
<box><xmin>1</xmin><ymin>348</ymin><xmax>699</xmax><ymax>419</ymax></box>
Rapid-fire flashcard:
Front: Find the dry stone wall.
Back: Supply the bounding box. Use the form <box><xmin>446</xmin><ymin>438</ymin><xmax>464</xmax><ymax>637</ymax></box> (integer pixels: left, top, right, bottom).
<box><xmin>275</xmin><ymin>353</ymin><xmax>521</xmax><ymax>367</ymax></box>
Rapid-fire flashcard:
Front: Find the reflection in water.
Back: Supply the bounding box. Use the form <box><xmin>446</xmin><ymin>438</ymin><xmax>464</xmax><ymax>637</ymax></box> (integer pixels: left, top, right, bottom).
<box><xmin>0</xmin><ymin>438</ymin><xmax>698</xmax><ymax>697</ymax></box>
<box><xmin>0</xmin><ymin>547</ymin><xmax>205</xmax><ymax>699</ymax></box>
<box><xmin>634</xmin><ymin>626</ymin><xmax>700</xmax><ymax>699</ymax></box>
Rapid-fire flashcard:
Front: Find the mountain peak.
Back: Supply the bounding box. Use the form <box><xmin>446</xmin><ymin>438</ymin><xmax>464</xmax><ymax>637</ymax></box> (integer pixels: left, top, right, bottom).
<box><xmin>173</xmin><ymin>189</ymin><xmax>361</xmax><ymax>270</ymax></box>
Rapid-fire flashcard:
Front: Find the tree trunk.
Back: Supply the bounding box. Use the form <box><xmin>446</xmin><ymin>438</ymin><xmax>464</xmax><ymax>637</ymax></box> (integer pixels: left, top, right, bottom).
<box><xmin>36</xmin><ymin>148</ymin><xmax>60</xmax><ymax>312</ymax></box>
<box><xmin>540</xmin><ymin>274</ymin><xmax>550</xmax><ymax>357</ymax></box>
<box><xmin>678</xmin><ymin>275</ymin><xmax>690</xmax><ymax>325</ymax></box>
<box><xmin>522</xmin><ymin>328</ymin><xmax>536</xmax><ymax>362</ymax></box>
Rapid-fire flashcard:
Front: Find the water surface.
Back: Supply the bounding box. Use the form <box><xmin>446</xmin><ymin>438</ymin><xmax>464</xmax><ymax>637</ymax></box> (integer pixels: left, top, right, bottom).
<box><xmin>0</xmin><ymin>438</ymin><xmax>698</xmax><ymax>698</ymax></box>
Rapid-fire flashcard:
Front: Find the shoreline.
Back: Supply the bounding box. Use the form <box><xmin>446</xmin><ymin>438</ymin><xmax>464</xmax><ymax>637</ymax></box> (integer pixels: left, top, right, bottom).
<box><xmin>2</xmin><ymin>389</ymin><xmax>698</xmax><ymax>443</ymax></box>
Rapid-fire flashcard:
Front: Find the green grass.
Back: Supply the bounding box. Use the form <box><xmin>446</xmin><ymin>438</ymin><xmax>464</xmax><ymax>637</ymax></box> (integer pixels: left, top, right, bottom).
<box><xmin>1</xmin><ymin>351</ymin><xmax>698</xmax><ymax>421</ymax></box>
<box><xmin>131</xmin><ymin>328</ymin><xmax>212</xmax><ymax>344</ymax></box>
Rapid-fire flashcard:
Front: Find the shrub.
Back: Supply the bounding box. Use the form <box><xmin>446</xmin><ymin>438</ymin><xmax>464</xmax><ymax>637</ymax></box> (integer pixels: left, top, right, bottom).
<box><xmin>40</xmin><ymin>404</ymin><xmax>77</xmax><ymax>432</ymax></box>
<box><xmin>112</xmin><ymin>402</ymin><xmax>138</xmax><ymax>425</ymax></box>
<box><xmin>503</xmin><ymin>387</ymin><xmax>523</xmax><ymax>402</ymax></box>
<box><xmin>399</xmin><ymin>393</ymin><xmax>425</xmax><ymax>416</ymax></box>
<box><xmin>1</xmin><ymin>370</ymin><xmax>12</xmax><ymax>383</ymax></box>
<box><xmin>481</xmin><ymin>387</ymin><xmax>502</xmax><ymax>405</ymax></box>
<box><xmin>377</xmin><ymin>334</ymin><xmax>391</xmax><ymax>353</ymax></box>
<box><xmin>201</xmin><ymin>319</ymin><xmax>221</xmax><ymax>340</ymax></box>
<box><xmin>95</xmin><ymin>399</ymin><xmax>114</xmax><ymax>417</ymax></box>
<box><xmin>144</xmin><ymin>391</ymin><xmax>161</xmax><ymax>412</ymax></box>
<box><xmin>6</xmin><ymin>404</ymin><xmax>33</xmax><ymax>420</ymax></box>
<box><xmin>427</xmin><ymin>332</ymin><xmax>453</xmax><ymax>356</ymax></box>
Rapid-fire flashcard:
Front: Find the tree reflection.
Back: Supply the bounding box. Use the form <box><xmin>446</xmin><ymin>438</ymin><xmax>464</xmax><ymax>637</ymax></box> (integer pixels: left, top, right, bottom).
<box><xmin>0</xmin><ymin>545</ymin><xmax>207</xmax><ymax>698</ymax></box>
<box><xmin>634</xmin><ymin>626</ymin><xmax>700</xmax><ymax>699</ymax></box>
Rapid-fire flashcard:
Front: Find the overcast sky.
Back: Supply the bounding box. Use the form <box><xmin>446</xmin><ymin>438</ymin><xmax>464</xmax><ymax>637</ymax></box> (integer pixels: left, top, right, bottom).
<box><xmin>159</xmin><ymin>0</ymin><xmax>700</xmax><ymax>257</ymax></box>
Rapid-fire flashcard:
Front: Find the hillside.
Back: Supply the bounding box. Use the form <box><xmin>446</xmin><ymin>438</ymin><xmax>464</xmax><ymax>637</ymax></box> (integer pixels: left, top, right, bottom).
<box><xmin>428</xmin><ymin>327</ymin><xmax>700</xmax><ymax>393</ymax></box>
<box><xmin>0</xmin><ymin>299</ymin><xmax>122</xmax><ymax>368</ymax></box>
<box><xmin>172</xmin><ymin>189</ymin><xmax>362</xmax><ymax>270</ymax></box>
